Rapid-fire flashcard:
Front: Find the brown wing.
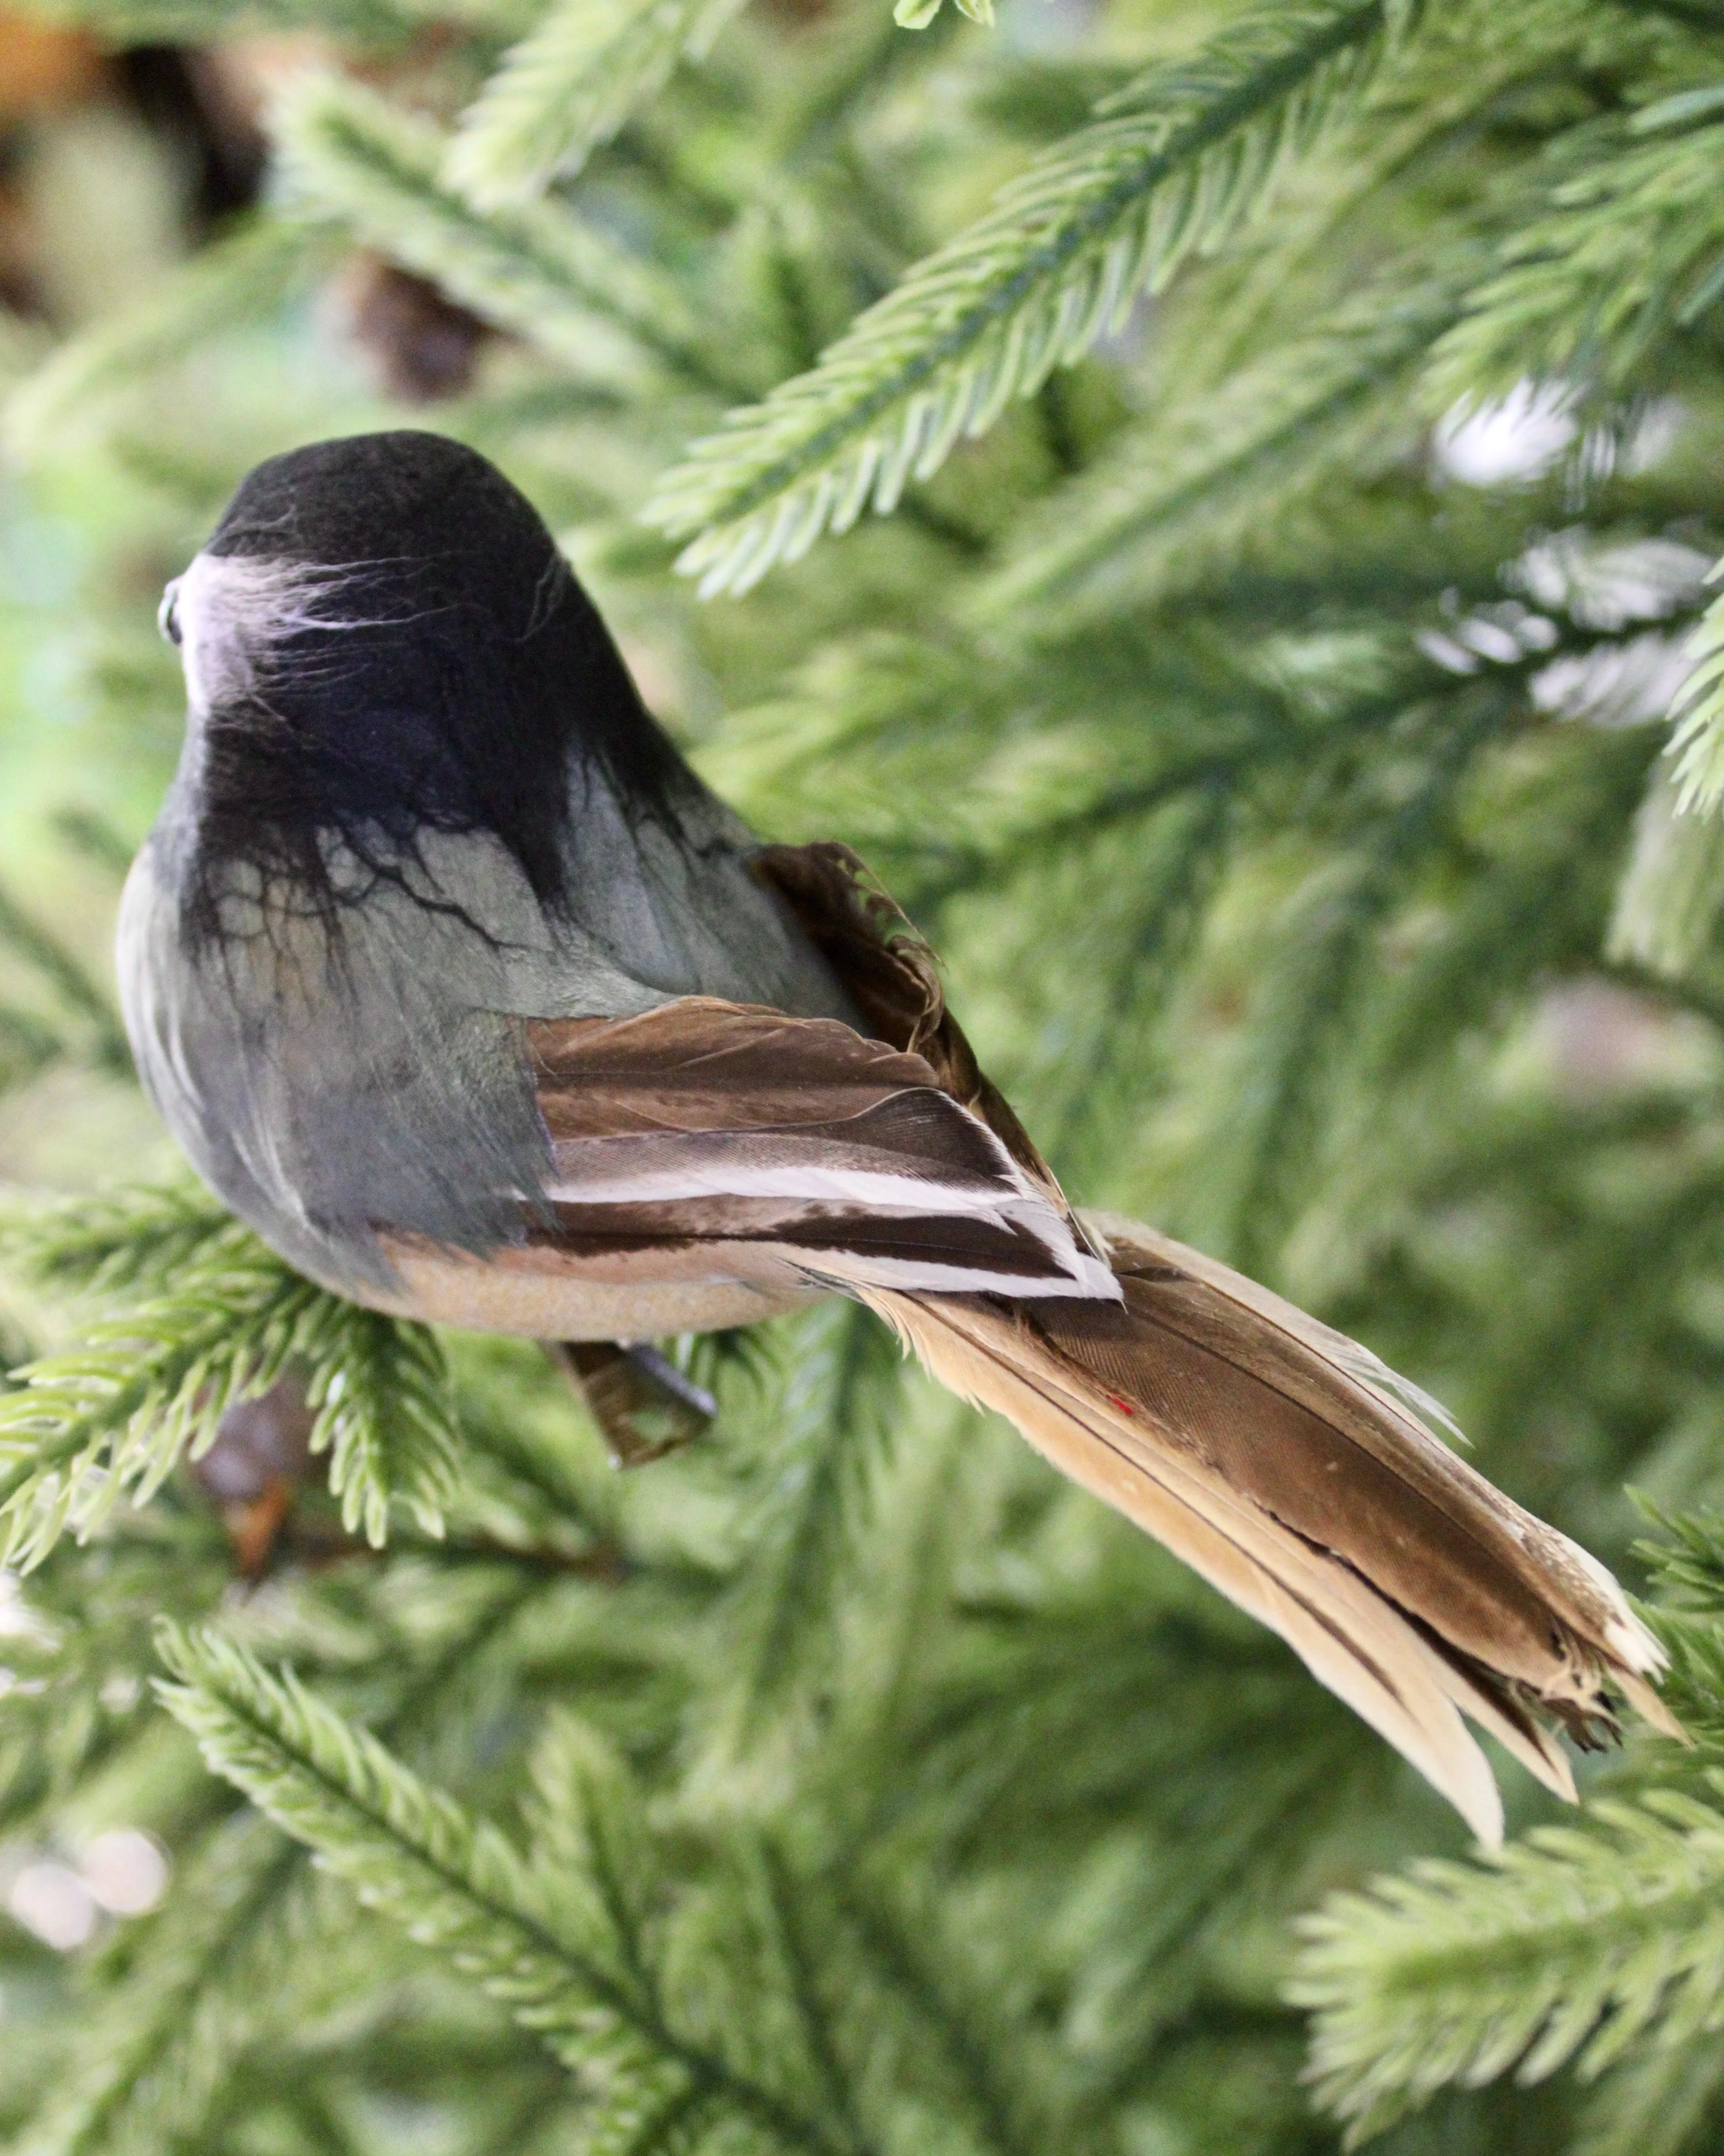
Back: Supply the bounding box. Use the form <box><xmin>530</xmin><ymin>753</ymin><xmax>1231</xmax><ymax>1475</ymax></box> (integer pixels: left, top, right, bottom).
<box><xmin>522</xmin><ymin>997</ymin><xmax>1117</xmax><ymax>1300</ymax></box>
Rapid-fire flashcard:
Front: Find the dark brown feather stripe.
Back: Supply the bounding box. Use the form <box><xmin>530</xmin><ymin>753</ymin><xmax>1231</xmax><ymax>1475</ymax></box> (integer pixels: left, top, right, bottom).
<box><xmin>537</xmin><ymin>1200</ymin><xmax>1072</xmax><ymax>1276</ymax></box>
<box><xmin>1025</xmin><ymin>1288</ymin><xmax>1581</xmax><ymax>1695</ymax></box>
<box><xmin>752</xmin><ymin>843</ymin><xmax>1051</xmax><ymax>1190</ymax></box>
<box><xmin>530</xmin><ymin>997</ymin><xmax>945</xmax><ymax>1134</ymax></box>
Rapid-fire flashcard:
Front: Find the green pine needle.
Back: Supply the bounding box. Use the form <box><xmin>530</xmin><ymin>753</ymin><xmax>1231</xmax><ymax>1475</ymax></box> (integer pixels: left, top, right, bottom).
<box><xmin>1291</xmin><ymin>1781</ymin><xmax>1724</xmax><ymax>2143</ymax></box>
<box><xmin>0</xmin><ymin>1206</ymin><xmax>459</xmax><ymax>1562</ymax></box>
<box><xmin>1569</xmin><ymin>2035</ymin><xmax>1724</xmax><ymax>2156</ymax></box>
<box><xmin>644</xmin><ymin>0</ymin><xmax>1420</xmax><ymax>595</ymax></box>
<box><xmin>894</xmin><ymin>0</ymin><xmax>992</xmax><ymax>30</ymax></box>
<box><xmin>2</xmin><ymin>217</ymin><xmax>334</xmax><ymax>462</ymax></box>
<box><xmin>0</xmin><ymin>1182</ymin><xmax>237</xmax><ymax>1300</ymax></box>
<box><xmin>7</xmin><ymin>0</ymin><xmax>422</xmax><ymax>39</ymax></box>
<box><xmin>153</xmin><ymin>1620</ymin><xmax>662</xmax><ymax>2083</ymax></box>
<box><xmin>978</xmin><ymin>257</ymin><xmax>1464</xmax><ymax>619</ymax></box>
<box><xmin>0</xmin><ymin>1004</ymin><xmax>65</xmax><ymax>1093</ymax></box>
<box><xmin>17</xmin><ymin>1818</ymin><xmax>306</xmax><ymax>2156</ymax></box>
<box><xmin>709</xmin><ymin>1304</ymin><xmax>900</xmax><ymax>1752</ymax></box>
<box><xmin>270</xmin><ymin>72</ymin><xmax>721</xmax><ymax>391</ymax></box>
<box><xmin>1427</xmin><ymin>88</ymin><xmax>1724</xmax><ymax>407</ymax></box>
<box><xmin>11</xmin><ymin>0</ymin><xmax>536</xmax><ymax>35</ymax></box>
<box><xmin>153</xmin><ymin>1625</ymin><xmax>848</xmax><ymax>2154</ymax></box>
<box><xmin>1667</xmin><ymin>562</ymin><xmax>1724</xmax><ymax>816</ymax></box>
<box><xmin>445</xmin><ymin>0</ymin><xmax>753</xmax><ymax>208</ymax></box>
<box><xmin>305</xmin><ymin>1304</ymin><xmax>461</xmax><ymax>1547</ymax></box>
<box><xmin>1637</xmin><ymin>1505</ymin><xmax>1724</xmax><ymax>1613</ymax></box>
<box><xmin>1606</xmin><ymin>753</ymin><xmax>1724</xmax><ymax>974</ymax></box>
<box><xmin>0</xmin><ymin>877</ymin><xmax>130</xmax><ymax>1069</ymax></box>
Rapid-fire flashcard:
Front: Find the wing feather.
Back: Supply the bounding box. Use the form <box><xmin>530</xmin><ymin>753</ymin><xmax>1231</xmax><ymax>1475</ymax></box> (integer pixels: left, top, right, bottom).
<box><xmin>526</xmin><ymin>1000</ymin><xmax>1119</xmax><ymax>1300</ymax></box>
<box><xmin>1077</xmin><ymin>1213</ymin><xmax>1669</xmax><ymax>1707</ymax></box>
<box><xmin>551</xmin><ymin>846</ymin><xmax>1680</xmax><ymax>1830</ymax></box>
<box><xmin>512</xmin><ymin>948</ymin><xmax>1676</xmax><ymax>1826</ymax></box>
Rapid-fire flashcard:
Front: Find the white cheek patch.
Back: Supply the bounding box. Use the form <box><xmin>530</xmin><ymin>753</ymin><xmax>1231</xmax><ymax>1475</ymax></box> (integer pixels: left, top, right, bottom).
<box><xmin>169</xmin><ymin>552</ymin><xmax>361</xmax><ymax>715</ymax></box>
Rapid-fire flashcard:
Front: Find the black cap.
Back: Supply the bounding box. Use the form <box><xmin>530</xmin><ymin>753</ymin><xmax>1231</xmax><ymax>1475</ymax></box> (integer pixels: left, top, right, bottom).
<box><xmin>209</xmin><ymin>431</ymin><xmax>561</xmax><ymax>625</ymax></box>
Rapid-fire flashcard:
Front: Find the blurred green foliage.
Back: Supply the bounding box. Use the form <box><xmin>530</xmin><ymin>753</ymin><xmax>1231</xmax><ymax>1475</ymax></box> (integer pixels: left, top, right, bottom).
<box><xmin>0</xmin><ymin>0</ymin><xmax>1722</xmax><ymax>2150</ymax></box>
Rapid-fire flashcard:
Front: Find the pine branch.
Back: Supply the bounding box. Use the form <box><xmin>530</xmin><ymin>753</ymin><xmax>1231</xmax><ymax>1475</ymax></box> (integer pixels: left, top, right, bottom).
<box><xmin>1612</xmin><ymin>0</ymin><xmax>1724</xmax><ymax>25</ymax></box>
<box><xmin>0</xmin><ymin>1526</ymin><xmax>232</xmax><ymax>1841</ymax></box>
<box><xmin>1637</xmin><ymin>1504</ymin><xmax>1724</xmax><ymax>1612</ymax></box>
<box><xmin>442</xmin><ymin>1358</ymin><xmax>627</xmax><ymax>1567</ymax></box>
<box><xmin>0</xmin><ymin>1221</ymin><xmax>459</xmax><ymax>1564</ymax></box>
<box><xmin>1666</xmin><ymin>561</ymin><xmax>1724</xmax><ymax>813</ymax></box>
<box><xmin>270</xmin><ymin>74</ymin><xmax>730</xmax><ymax>395</ymax></box>
<box><xmin>155</xmin><ymin>1623</ymin><xmax>673</xmax><ymax>2075</ymax></box>
<box><xmin>644</xmin><ymin>0</ymin><xmax>1424</xmax><ymax>594</ymax></box>
<box><xmin>708</xmin><ymin>1303</ymin><xmax>901</xmax><ymax>1753</ymax></box>
<box><xmin>1011</xmin><ymin>786</ymin><xmax>1235</xmax><ymax>1181</ymax></box>
<box><xmin>0</xmin><ymin>878</ymin><xmax>129</xmax><ymax>1070</ymax></box>
<box><xmin>19</xmin><ymin>1567</ymin><xmax>561</xmax><ymax>2156</ymax></box>
<box><xmin>1571</xmin><ymin>2035</ymin><xmax>1724</xmax><ymax>2156</ymax></box>
<box><xmin>1378</xmin><ymin>699</ymin><xmax>1651</xmax><ymax>1077</ymax></box>
<box><xmin>574</xmin><ymin>2078</ymin><xmax>724</xmax><ymax>2155</ymax></box>
<box><xmin>1427</xmin><ymin>89</ymin><xmax>1724</xmax><ymax>407</ymax></box>
<box><xmin>0</xmin><ymin>1005</ymin><xmax>62</xmax><ymax>1091</ymax></box>
<box><xmin>16</xmin><ymin>1816</ymin><xmax>308</xmax><ymax>2156</ymax></box>
<box><xmin>53</xmin><ymin>807</ymin><xmax>144</xmax><ymax>879</ymax></box>
<box><xmin>837</xmin><ymin>1881</ymin><xmax>1042</xmax><ymax>2156</ymax></box>
<box><xmin>15</xmin><ymin>0</ymin><xmax>535</xmax><ymax>34</ymax></box>
<box><xmin>154</xmin><ymin>1625</ymin><xmax>853</xmax><ymax>2156</ymax></box>
<box><xmin>0</xmin><ymin>1182</ymin><xmax>236</xmax><ymax>1301</ymax></box>
<box><xmin>1291</xmin><ymin>1780</ymin><xmax>1724</xmax><ymax>2143</ymax></box>
<box><xmin>6</xmin><ymin>0</ymin><xmax>424</xmax><ymax>40</ymax></box>
<box><xmin>1606</xmin><ymin>755</ymin><xmax>1724</xmax><ymax>975</ymax></box>
<box><xmin>1635</xmin><ymin>1611</ymin><xmax>1724</xmax><ymax>1763</ymax></box>
<box><xmin>756</xmin><ymin>1844</ymin><xmax>867</xmax><ymax>2153</ymax></box>
<box><xmin>1199</xmin><ymin>683</ymin><xmax>1505</xmax><ymax>1271</ymax></box>
<box><xmin>893</xmin><ymin>0</ymin><xmax>991</xmax><ymax>29</ymax></box>
<box><xmin>2</xmin><ymin>217</ymin><xmax>333</xmax><ymax>461</ymax></box>
<box><xmin>446</xmin><ymin>0</ymin><xmax>752</xmax><ymax>208</ymax></box>
<box><xmin>978</xmin><ymin>259</ymin><xmax>1465</xmax><ymax>620</ymax></box>
<box><xmin>0</xmin><ymin>1247</ymin><xmax>314</xmax><ymax>1566</ymax></box>
<box><xmin>308</xmin><ymin>1306</ymin><xmax>461</xmax><ymax>1548</ymax></box>
<box><xmin>520</xmin><ymin>1708</ymin><xmax>661</xmax><ymax>2004</ymax></box>
<box><xmin>652</xmin><ymin>1832</ymin><xmax>872</xmax><ymax>2150</ymax></box>
<box><xmin>1623</xmin><ymin>1520</ymin><xmax>1724</xmax><ymax>1756</ymax></box>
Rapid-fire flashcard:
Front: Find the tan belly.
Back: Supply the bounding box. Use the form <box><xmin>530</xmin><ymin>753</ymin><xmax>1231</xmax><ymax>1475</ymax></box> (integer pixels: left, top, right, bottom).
<box><xmin>362</xmin><ymin>1235</ymin><xmax>829</xmax><ymax>1340</ymax></box>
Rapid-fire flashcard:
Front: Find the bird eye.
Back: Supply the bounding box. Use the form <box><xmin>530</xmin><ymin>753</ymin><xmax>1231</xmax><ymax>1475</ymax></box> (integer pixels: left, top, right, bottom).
<box><xmin>158</xmin><ymin>582</ymin><xmax>182</xmax><ymax>646</ymax></box>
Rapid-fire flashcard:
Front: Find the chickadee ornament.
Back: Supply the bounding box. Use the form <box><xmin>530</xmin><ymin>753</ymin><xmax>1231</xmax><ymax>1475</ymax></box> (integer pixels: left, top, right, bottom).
<box><xmin>122</xmin><ymin>429</ymin><xmax>1674</xmax><ymax>1842</ymax></box>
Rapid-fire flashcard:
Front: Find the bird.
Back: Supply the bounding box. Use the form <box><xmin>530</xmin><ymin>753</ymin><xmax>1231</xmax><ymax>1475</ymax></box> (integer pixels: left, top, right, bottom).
<box><xmin>120</xmin><ymin>428</ymin><xmax>1676</xmax><ymax>1845</ymax></box>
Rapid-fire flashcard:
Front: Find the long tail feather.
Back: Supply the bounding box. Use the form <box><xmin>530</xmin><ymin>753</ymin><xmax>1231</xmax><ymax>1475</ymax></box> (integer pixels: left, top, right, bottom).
<box><xmin>740</xmin><ymin>842</ymin><xmax>1675</xmax><ymax>1830</ymax></box>
<box><xmin>843</xmin><ymin>1219</ymin><xmax>1675</xmax><ymax>1844</ymax></box>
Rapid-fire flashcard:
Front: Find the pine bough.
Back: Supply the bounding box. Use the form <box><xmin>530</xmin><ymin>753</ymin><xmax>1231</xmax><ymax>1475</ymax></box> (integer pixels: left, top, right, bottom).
<box><xmin>0</xmin><ymin>1189</ymin><xmax>459</xmax><ymax>1562</ymax></box>
<box><xmin>155</xmin><ymin>1625</ymin><xmax>853</xmax><ymax>2156</ymax></box>
<box><xmin>645</xmin><ymin>0</ymin><xmax>1424</xmax><ymax>594</ymax></box>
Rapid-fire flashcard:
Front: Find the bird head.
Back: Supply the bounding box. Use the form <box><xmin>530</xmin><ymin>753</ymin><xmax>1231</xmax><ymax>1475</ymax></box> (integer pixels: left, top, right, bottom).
<box><xmin>157</xmin><ymin>430</ymin><xmax>684</xmax><ymax>946</ymax></box>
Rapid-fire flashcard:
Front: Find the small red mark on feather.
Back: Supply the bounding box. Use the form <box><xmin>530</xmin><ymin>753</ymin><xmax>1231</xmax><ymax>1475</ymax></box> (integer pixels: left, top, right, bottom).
<box><xmin>1104</xmin><ymin>1392</ymin><xmax>1135</xmax><ymax>1415</ymax></box>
